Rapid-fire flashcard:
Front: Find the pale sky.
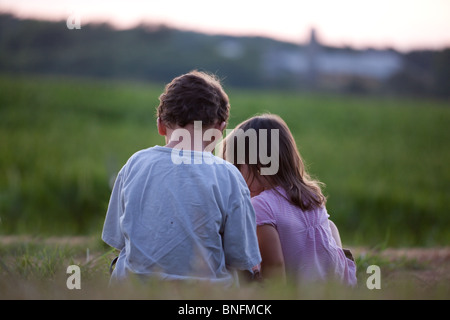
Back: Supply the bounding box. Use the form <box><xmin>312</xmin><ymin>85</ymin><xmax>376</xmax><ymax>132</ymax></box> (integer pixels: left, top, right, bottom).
<box><xmin>1</xmin><ymin>0</ymin><xmax>449</xmax><ymax>51</ymax></box>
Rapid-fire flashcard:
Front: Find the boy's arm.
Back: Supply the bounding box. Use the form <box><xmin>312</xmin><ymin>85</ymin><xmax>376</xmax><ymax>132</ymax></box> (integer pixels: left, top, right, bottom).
<box><xmin>222</xmin><ymin>190</ymin><xmax>262</xmax><ymax>276</ymax></box>
<box><xmin>102</xmin><ymin>170</ymin><xmax>125</xmax><ymax>250</ymax></box>
<box><xmin>237</xmin><ymin>264</ymin><xmax>262</xmax><ymax>283</ymax></box>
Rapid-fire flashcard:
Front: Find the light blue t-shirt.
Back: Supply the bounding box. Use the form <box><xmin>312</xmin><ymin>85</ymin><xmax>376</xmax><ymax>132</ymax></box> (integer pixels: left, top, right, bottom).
<box><xmin>102</xmin><ymin>146</ymin><xmax>261</xmax><ymax>285</ymax></box>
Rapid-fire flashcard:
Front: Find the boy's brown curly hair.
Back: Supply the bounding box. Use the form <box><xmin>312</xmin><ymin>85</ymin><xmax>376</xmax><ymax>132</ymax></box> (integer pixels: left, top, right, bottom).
<box><xmin>156</xmin><ymin>70</ymin><xmax>230</xmax><ymax>128</ymax></box>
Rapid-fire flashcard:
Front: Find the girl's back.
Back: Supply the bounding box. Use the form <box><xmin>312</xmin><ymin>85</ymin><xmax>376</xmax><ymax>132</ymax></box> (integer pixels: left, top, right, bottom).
<box><xmin>252</xmin><ymin>186</ymin><xmax>357</xmax><ymax>286</ymax></box>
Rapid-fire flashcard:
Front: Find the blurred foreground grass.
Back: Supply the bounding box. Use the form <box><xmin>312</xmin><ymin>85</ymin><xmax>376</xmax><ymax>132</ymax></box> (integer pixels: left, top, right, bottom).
<box><xmin>0</xmin><ymin>236</ymin><xmax>448</xmax><ymax>299</ymax></box>
<box><xmin>0</xmin><ymin>74</ymin><xmax>449</xmax><ymax>246</ymax></box>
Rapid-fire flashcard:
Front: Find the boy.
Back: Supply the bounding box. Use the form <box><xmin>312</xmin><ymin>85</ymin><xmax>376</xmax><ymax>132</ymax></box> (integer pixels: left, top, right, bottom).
<box><xmin>102</xmin><ymin>71</ymin><xmax>261</xmax><ymax>286</ymax></box>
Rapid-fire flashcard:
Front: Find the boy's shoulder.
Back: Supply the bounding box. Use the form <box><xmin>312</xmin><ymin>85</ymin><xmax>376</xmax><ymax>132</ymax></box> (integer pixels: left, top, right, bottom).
<box><xmin>119</xmin><ymin>146</ymin><xmax>166</xmax><ymax>174</ymax></box>
<box><xmin>132</xmin><ymin>145</ymin><xmax>167</xmax><ymax>156</ymax></box>
<box><xmin>125</xmin><ymin>146</ymin><xmax>243</xmax><ymax>178</ymax></box>
<box><xmin>209</xmin><ymin>154</ymin><xmax>246</xmax><ymax>178</ymax></box>
<box><xmin>127</xmin><ymin>145</ymin><xmax>168</xmax><ymax>162</ymax></box>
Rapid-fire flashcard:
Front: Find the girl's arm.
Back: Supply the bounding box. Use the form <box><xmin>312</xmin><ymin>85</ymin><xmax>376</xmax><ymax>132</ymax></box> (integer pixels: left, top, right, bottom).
<box><xmin>328</xmin><ymin>220</ymin><xmax>342</xmax><ymax>247</ymax></box>
<box><xmin>328</xmin><ymin>220</ymin><xmax>355</xmax><ymax>261</ymax></box>
<box><xmin>256</xmin><ymin>225</ymin><xmax>286</xmax><ymax>282</ymax></box>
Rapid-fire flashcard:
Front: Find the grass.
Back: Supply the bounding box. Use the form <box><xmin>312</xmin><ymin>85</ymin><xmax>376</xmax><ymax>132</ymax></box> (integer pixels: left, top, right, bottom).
<box><xmin>1</xmin><ymin>73</ymin><xmax>449</xmax><ymax>246</ymax></box>
<box><xmin>1</xmin><ymin>237</ymin><xmax>448</xmax><ymax>300</ymax></box>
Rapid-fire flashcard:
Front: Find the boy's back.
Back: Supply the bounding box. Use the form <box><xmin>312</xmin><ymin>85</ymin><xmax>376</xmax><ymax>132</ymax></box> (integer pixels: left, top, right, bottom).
<box><xmin>102</xmin><ymin>146</ymin><xmax>261</xmax><ymax>285</ymax></box>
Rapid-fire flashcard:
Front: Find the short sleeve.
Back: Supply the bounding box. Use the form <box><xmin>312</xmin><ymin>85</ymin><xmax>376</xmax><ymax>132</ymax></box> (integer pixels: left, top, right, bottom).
<box><xmin>222</xmin><ymin>188</ymin><xmax>262</xmax><ymax>272</ymax></box>
<box><xmin>252</xmin><ymin>195</ymin><xmax>276</xmax><ymax>228</ymax></box>
<box><xmin>101</xmin><ymin>169</ymin><xmax>125</xmax><ymax>250</ymax></box>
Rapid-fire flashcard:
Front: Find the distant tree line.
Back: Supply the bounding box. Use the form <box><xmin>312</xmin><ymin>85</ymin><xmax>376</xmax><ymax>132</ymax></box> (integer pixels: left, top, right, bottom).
<box><xmin>0</xmin><ymin>14</ymin><xmax>448</xmax><ymax>98</ymax></box>
<box><xmin>386</xmin><ymin>49</ymin><xmax>450</xmax><ymax>98</ymax></box>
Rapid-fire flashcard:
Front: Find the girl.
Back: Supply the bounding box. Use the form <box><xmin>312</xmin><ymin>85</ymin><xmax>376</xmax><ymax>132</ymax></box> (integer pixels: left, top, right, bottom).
<box><xmin>223</xmin><ymin>114</ymin><xmax>357</xmax><ymax>286</ymax></box>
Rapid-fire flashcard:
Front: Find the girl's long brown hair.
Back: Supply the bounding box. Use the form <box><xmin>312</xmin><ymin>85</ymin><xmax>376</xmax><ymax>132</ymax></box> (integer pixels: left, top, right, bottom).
<box><xmin>223</xmin><ymin>114</ymin><xmax>326</xmax><ymax>211</ymax></box>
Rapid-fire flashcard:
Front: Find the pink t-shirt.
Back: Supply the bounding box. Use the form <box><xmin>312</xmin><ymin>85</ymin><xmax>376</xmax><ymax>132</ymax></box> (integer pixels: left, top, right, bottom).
<box><xmin>252</xmin><ymin>187</ymin><xmax>357</xmax><ymax>286</ymax></box>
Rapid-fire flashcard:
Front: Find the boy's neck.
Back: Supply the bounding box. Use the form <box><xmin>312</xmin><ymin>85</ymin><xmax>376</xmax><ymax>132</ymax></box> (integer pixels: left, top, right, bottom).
<box><xmin>165</xmin><ymin>121</ymin><xmax>224</xmax><ymax>153</ymax></box>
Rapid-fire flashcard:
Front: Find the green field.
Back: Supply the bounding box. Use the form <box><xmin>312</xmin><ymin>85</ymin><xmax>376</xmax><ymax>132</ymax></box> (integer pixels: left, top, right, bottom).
<box><xmin>1</xmin><ymin>74</ymin><xmax>449</xmax><ymax>247</ymax></box>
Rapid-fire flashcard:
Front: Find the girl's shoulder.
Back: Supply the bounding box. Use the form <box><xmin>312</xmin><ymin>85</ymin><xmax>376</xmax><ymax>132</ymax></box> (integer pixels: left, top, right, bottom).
<box><xmin>252</xmin><ymin>186</ymin><xmax>289</xmax><ymax>209</ymax></box>
<box><xmin>253</xmin><ymin>186</ymin><xmax>328</xmax><ymax>216</ymax></box>
<box><xmin>263</xmin><ymin>186</ymin><xmax>289</xmax><ymax>202</ymax></box>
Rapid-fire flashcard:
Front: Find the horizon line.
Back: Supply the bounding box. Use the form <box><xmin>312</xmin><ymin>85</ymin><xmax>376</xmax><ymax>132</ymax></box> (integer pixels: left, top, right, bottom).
<box><xmin>2</xmin><ymin>10</ymin><xmax>450</xmax><ymax>53</ymax></box>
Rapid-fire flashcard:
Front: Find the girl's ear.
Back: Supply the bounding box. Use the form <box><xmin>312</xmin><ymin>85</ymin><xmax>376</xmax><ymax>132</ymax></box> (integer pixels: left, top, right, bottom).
<box><xmin>157</xmin><ymin>117</ymin><xmax>167</xmax><ymax>136</ymax></box>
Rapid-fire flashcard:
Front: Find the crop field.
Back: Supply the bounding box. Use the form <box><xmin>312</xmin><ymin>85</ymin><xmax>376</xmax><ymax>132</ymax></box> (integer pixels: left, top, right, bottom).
<box><xmin>0</xmin><ymin>74</ymin><xmax>449</xmax><ymax>299</ymax></box>
<box><xmin>1</xmin><ymin>74</ymin><xmax>449</xmax><ymax>244</ymax></box>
